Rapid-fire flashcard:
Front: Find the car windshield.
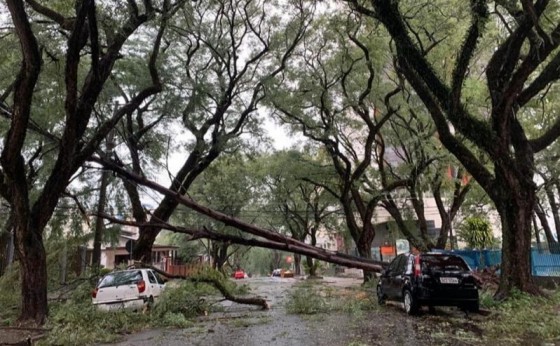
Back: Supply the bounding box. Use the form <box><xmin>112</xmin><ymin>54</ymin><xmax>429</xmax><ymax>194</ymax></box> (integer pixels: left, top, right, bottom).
<box><xmin>421</xmin><ymin>255</ymin><xmax>469</xmax><ymax>271</ymax></box>
<box><xmin>98</xmin><ymin>270</ymin><xmax>143</xmax><ymax>288</ymax></box>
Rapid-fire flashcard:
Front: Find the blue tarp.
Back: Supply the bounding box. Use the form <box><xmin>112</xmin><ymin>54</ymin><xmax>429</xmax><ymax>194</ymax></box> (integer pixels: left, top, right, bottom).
<box><xmin>531</xmin><ymin>250</ymin><xmax>560</xmax><ymax>276</ymax></box>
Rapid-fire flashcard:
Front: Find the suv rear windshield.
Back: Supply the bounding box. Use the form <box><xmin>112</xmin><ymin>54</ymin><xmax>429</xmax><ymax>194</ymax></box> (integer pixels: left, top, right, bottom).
<box><xmin>421</xmin><ymin>255</ymin><xmax>469</xmax><ymax>271</ymax></box>
<box><xmin>98</xmin><ymin>270</ymin><xmax>143</xmax><ymax>288</ymax></box>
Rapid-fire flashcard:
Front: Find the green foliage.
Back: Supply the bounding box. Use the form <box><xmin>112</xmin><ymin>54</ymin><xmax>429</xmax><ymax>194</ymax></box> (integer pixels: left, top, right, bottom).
<box><xmin>285</xmin><ymin>281</ymin><xmax>377</xmax><ymax>316</ymax></box>
<box><xmin>238</xmin><ymin>247</ymin><xmax>275</xmax><ymax>276</ymax></box>
<box><xmin>457</xmin><ymin>216</ymin><xmax>495</xmax><ymax>249</ymax></box>
<box><xmin>40</xmin><ymin>274</ymin><xmax>226</xmax><ymax>344</ymax></box>
<box><xmin>478</xmin><ymin>290</ymin><xmax>500</xmax><ymax>309</ymax></box>
<box><xmin>285</xmin><ymin>284</ymin><xmax>329</xmax><ymax>314</ymax></box>
<box><xmin>44</xmin><ymin>294</ymin><xmax>150</xmax><ymax>345</ymax></box>
<box><xmin>152</xmin><ymin>281</ymin><xmax>214</xmax><ymax>321</ymax></box>
<box><xmin>482</xmin><ymin>289</ymin><xmax>560</xmax><ymax>343</ymax></box>
<box><xmin>0</xmin><ymin>264</ymin><xmax>20</xmax><ymax>325</ymax></box>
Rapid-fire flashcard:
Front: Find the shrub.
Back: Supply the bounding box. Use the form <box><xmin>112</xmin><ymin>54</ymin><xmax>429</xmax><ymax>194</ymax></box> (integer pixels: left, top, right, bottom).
<box><xmin>285</xmin><ymin>285</ymin><xmax>328</xmax><ymax>314</ymax></box>
<box><xmin>43</xmin><ymin>298</ymin><xmax>150</xmax><ymax>345</ymax></box>
<box><xmin>152</xmin><ymin>280</ymin><xmax>214</xmax><ymax>320</ymax></box>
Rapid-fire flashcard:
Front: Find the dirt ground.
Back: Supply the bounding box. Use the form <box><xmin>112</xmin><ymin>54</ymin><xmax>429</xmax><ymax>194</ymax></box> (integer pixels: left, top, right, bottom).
<box><xmin>0</xmin><ymin>327</ymin><xmax>47</xmax><ymax>345</ymax></box>
<box><xmin>96</xmin><ymin>276</ymin><xmax>530</xmax><ymax>346</ymax></box>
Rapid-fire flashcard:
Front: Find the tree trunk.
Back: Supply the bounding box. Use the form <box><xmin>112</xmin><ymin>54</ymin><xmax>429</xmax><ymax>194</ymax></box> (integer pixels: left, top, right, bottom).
<box><xmin>436</xmin><ymin>216</ymin><xmax>451</xmax><ymax>250</ymax></box>
<box><xmin>306</xmin><ymin>255</ymin><xmax>316</xmax><ymax>276</ymax></box>
<box><xmin>555</xmin><ymin>182</ymin><xmax>560</xmax><ymax>241</ymax></box>
<box><xmin>382</xmin><ymin>199</ymin><xmax>427</xmax><ymax>251</ymax></box>
<box><xmin>133</xmin><ymin>225</ymin><xmax>159</xmax><ymax>263</ymax></box>
<box><xmin>210</xmin><ymin>241</ymin><xmax>230</xmax><ymax>273</ymax></box>
<box><xmin>356</xmin><ymin>224</ymin><xmax>375</xmax><ymax>282</ymax></box>
<box><xmin>494</xmin><ymin>186</ymin><xmax>539</xmax><ymax>299</ymax></box>
<box><xmin>532</xmin><ymin>214</ymin><xmax>542</xmax><ymax>250</ymax></box>
<box><xmin>410</xmin><ymin>189</ymin><xmax>434</xmax><ymax>248</ymax></box>
<box><xmin>293</xmin><ymin>253</ymin><xmax>301</xmax><ymax>276</ymax></box>
<box><xmin>534</xmin><ymin>201</ymin><xmax>560</xmax><ymax>253</ymax></box>
<box><xmin>16</xmin><ymin>224</ymin><xmax>48</xmax><ymax>324</ymax></box>
<box><xmin>91</xmin><ymin>169</ymin><xmax>111</xmax><ymax>268</ymax></box>
<box><xmin>307</xmin><ymin>230</ymin><xmax>318</xmax><ymax>277</ymax></box>
<box><xmin>92</xmin><ymin>130</ymin><xmax>115</xmax><ymax>268</ymax></box>
<box><xmin>544</xmin><ymin>183</ymin><xmax>560</xmax><ymax>239</ymax></box>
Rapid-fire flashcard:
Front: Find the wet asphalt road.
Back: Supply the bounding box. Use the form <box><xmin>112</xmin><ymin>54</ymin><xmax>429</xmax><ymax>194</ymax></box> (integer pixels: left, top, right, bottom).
<box><xmin>100</xmin><ymin>276</ymin><xmax>494</xmax><ymax>346</ymax></box>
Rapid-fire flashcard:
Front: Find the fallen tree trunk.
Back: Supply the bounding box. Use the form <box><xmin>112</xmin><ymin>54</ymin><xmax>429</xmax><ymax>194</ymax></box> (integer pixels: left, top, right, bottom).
<box><xmin>102</xmin><ymin>212</ymin><xmax>386</xmax><ymax>273</ymax></box>
<box><xmin>94</xmin><ymin>156</ymin><xmax>387</xmax><ymax>273</ymax></box>
<box><xmin>131</xmin><ymin>262</ymin><xmax>269</xmax><ymax>310</ymax></box>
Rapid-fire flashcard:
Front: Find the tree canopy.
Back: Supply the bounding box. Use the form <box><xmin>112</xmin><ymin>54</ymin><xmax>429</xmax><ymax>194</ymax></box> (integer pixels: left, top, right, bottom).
<box><xmin>2</xmin><ymin>0</ymin><xmax>560</xmax><ymax>325</ymax></box>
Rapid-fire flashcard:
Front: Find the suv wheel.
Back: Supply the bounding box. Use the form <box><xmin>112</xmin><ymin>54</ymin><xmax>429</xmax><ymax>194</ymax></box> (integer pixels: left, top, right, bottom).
<box><xmin>376</xmin><ymin>285</ymin><xmax>386</xmax><ymax>305</ymax></box>
<box><xmin>403</xmin><ymin>289</ymin><xmax>419</xmax><ymax>315</ymax></box>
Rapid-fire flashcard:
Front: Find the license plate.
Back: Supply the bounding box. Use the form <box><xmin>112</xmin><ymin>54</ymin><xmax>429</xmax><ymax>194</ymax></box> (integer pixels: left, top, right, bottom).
<box><xmin>107</xmin><ymin>302</ymin><xmax>125</xmax><ymax>311</ymax></box>
<box><xmin>440</xmin><ymin>277</ymin><xmax>459</xmax><ymax>284</ymax></box>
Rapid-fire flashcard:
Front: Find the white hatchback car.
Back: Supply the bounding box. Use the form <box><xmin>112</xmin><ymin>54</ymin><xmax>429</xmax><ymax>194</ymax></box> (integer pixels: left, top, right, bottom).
<box><xmin>92</xmin><ymin>269</ymin><xmax>166</xmax><ymax>311</ymax></box>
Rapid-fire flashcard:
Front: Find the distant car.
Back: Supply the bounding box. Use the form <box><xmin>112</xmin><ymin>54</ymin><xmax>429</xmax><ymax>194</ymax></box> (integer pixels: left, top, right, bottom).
<box><xmin>281</xmin><ymin>270</ymin><xmax>294</xmax><ymax>278</ymax></box>
<box><xmin>234</xmin><ymin>270</ymin><xmax>246</xmax><ymax>279</ymax></box>
<box><xmin>271</xmin><ymin>269</ymin><xmax>281</xmax><ymax>277</ymax></box>
<box><xmin>92</xmin><ymin>269</ymin><xmax>166</xmax><ymax>311</ymax></box>
<box><xmin>271</xmin><ymin>269</ymin><xmax>293</xmax><ymax>278</ymax></box>
<box><xmin>377</xmin><ymin>252</ymin><xmax>479</xmax><ymax>315</ymax></box>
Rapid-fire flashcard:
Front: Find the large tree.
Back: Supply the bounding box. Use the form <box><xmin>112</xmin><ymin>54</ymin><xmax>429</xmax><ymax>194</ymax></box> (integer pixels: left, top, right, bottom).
<box><xmin>1</xmin><ymin>0</ymin><xmax>167</xmax><ymax>324</ymax></box>
<box><xmin>270</xmin><ymin>12</ymin><xmax>399</xmax><ymax>281</ymax></box>
<box><xmin>346</xmin><ymin>0</ymin><xmax>560</xmax><ymax>296</ymax></box>
<box><xmin>121</xmin><ymin>0</ymin><xmax>313</xmax><ymax>262</ymax></box>
<box><xmin>257</xmin><ymin>150</ymin><xmax>340</xmax><ymax>276</ymax></box>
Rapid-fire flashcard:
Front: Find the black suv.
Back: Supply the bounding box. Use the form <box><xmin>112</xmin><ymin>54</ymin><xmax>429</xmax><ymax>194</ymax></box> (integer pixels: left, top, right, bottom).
<box><xmin>377</xmin><ymin>252</ymin><xmax>479</xmax><ymax>315</ymax></box>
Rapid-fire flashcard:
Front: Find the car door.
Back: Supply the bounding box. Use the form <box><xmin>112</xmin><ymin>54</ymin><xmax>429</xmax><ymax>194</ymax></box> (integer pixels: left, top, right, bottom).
<box><xmin>388</xmin><ymin>255</ymin><xmax>408</xmax><ymax>299</ymax></box>
<box><xmin>146</xmin><ymin>270</ymin><xmax>162</xmax><ymax>298</ymax></box>
<box><xmin>382</xmin><ymin>255</ymin><xmax>404</xmax><ymax>299</ymax></box>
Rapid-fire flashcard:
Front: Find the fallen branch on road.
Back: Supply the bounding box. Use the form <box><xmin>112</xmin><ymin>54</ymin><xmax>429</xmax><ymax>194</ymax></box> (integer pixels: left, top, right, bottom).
<box><xmin>131</xmin><ymin>262</ymin><xmax>269</xmax><ymax>310</ymax></box>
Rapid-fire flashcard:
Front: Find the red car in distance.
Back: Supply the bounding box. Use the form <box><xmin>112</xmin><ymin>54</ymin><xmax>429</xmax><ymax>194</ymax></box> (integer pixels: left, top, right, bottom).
<box><xmin>233</xmin><ymin>269</ymin><xmax>246</xmax><ymax>279</ymax></box>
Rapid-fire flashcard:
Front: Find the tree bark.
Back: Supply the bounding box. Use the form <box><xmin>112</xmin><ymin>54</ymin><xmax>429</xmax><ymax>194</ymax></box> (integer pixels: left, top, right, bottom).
<box><xmin>355</xmin><ymin>222</ymin><xmax>375</xmax><ymax>281</ymax></box>
<box><xmin>16</xmin><ymin>224</ymin><xmax>48</xmax><ymax>324</ymax></box>
<box><xmin>306</xmin><ymin>231</ymin><xmax>318</xmax><ymax>277</ymax></box>
<box><xmin>494</xmin><ymin>182</ymin><xmax>539</xmax><ymax>298</ymax></box>
<box><xmin>305</xmin><ymin>255</ymin><xmax>316</xmax><ymax>277</ymax></box>
<box><xmin>532</xmin><ymin>214</ymin><xmax>542</xmax><ymax>250</ymax></box>
<box><xmin>92</xmin><ymin>126</ymin><xmax>116</xmax><ymax>268</ymax></box>
<box><xmin>211</xmin><ymin>241</ymin><xmax>230</xmax><ymax>273</ymax></box>
<box><xmin>544</xmin><ymin>183</ymin><xmax>560</xmax><ymax>238</ymax></box>
<box><xmin>293</xmin><ymin>253</ymin><xmax>302</xmax><ymax>276</ymax></box>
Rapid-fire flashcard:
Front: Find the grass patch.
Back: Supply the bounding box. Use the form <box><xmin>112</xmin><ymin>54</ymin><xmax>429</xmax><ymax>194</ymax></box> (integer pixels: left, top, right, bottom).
<box><xmin>481</xmin><ymin>289</ymin><xmax>560</xmax><ymax>344</ymax></box>
<box><xmin>426</xmin><ymin>288</ymin><xmax>560</xmax><ymax>345</ymax></box>
<box><xmin>34</xmin><ymin>268</ymin><xmax>248</xmax><ymax>345</ymax></box>
<box><xmin>285</xmin><ymin>280</ymin><xmax>377</xmax><ymax>316</ymax></box>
